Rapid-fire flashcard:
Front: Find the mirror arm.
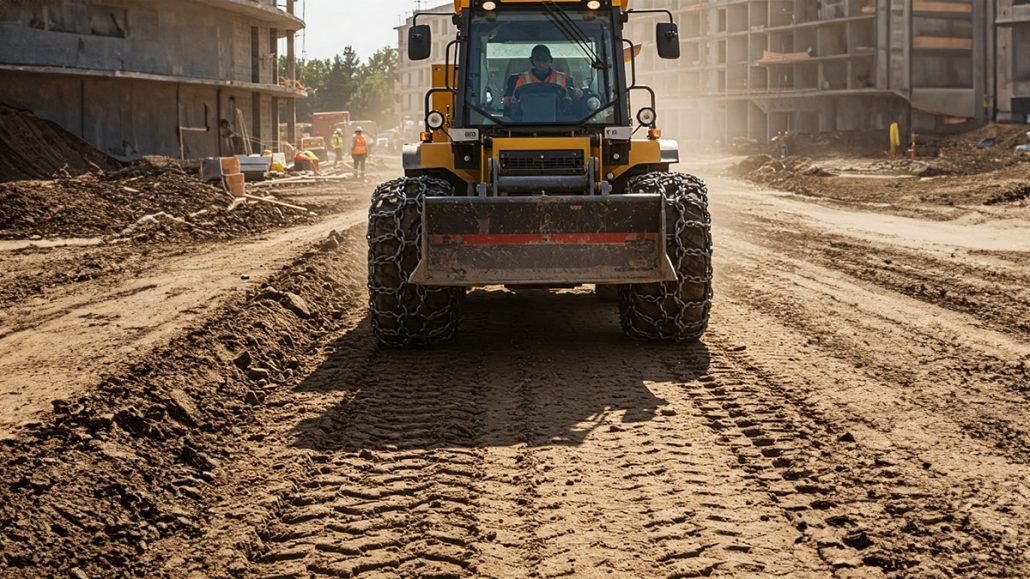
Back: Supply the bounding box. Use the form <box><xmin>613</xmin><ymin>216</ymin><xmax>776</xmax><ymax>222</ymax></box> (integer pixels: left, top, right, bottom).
<box><xmin>412</xmin><ymin>11</ymin><xmax>453</xmax><ymax>26</ymax></box>
<box><xmin>624</xmin><ymin>9</ymin><xmax>674</xmax><ymax>24</ymax></box>
<box><xmin>424</xmin><ymin>87</ymin><xmax>458</xmax><ymax>132</ymax></box>
<box><xmin>622</xmin><ymin>39</ymin><xmax>637</xmax><ymax>89</ymax></box>
<box><xmin>444</xmin><ymin>39</ymin><xmax>460</xmax><ymax>90</ymax></box>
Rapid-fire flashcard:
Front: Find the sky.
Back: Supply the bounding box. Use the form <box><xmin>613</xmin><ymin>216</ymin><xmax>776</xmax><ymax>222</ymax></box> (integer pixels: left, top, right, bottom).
<box><xmin>297</xmin><ymin>0</ymin><xmax>438</xmax><ymax>62</ymax></box>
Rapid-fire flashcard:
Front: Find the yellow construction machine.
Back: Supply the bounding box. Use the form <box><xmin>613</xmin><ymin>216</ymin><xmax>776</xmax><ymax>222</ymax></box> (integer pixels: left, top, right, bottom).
<box><xmin>368</xmin><ymin>0</ymin><xmax>711</xmax><ymax>346</ymax></box>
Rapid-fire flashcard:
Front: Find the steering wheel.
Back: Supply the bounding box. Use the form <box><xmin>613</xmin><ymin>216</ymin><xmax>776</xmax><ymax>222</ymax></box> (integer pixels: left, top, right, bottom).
<box><xmin>512</xmin><ymin>82</ymin><xmax>569</xmax><ymax>120</ymax></box>
<box><xmin>571</xmin><ymin>88</ymin><xmax>601</xmax><ymax>118</ymax></box>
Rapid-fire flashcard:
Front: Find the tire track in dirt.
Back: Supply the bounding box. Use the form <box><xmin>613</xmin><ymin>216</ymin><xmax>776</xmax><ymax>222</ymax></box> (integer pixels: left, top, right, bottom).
<box><xmin>704</xmin><ymin>319</ymin><xmax>1028</xmax><ymax>575</ymax></box>
<box><xmin>696</xmin><ymin>238</ymin><xmax>1030</xmax><ymax>575</ymax></box>
<box><xmin>716</xmin><ymin>235</ymin><xmax>1030</xmax><ymax>459</ymax></box>
<box><xmin>251</xmin><ymin>326</ymin><xmax>487</xmax><ymax>578</ymax></box>
<box><xmin>236</xmin><ymin>286</ymin><xmax>835</xmax><ymax>578</ymax></box>
<box><xmin>463</xmin><ymin>290</ymin><xmax>827</xmax><ymax>578</ymax></box>
<box><xmin>751</xmin><ymin>217</ymin><xmax>1030</xmax><ymax>340</ymax></box>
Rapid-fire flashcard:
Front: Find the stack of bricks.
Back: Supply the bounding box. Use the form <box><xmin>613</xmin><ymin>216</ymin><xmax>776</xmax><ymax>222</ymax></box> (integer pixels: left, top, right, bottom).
<box><xmin>201</xmin><ymin>157</ymin><xmax>245</xmax><ymax>197</ymax></box>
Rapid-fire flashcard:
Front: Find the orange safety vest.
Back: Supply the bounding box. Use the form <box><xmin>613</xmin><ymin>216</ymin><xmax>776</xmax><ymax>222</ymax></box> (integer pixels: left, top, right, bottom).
<box><xmin>504</xmin><ymin>70</ymin><xmax>569</xmax><ymax>104</ymax></box>
<box><xmin>515</xmin><ymin>70</ymin><xmax>568</xmax><ymax>91</ymax></box>
<box><xmin>352</xmin><ymin>134</ymin><xmax>367</xmax><ymax>155</ymax></box>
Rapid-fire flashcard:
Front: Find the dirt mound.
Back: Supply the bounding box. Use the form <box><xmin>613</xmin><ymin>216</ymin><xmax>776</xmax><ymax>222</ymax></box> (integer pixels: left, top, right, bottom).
<box><xmin>921</xmin><ymin>123</ymin><xmax>1030</xmax><ymax>176</ymax></box>
<box><xmin>730</xmin><ymin>124</ymin><xmax>1030</xmax><ymax>216</ymax></box>
<box><xmin>984</xmin><ymin>183</ymin><xmax>1030</xmax><ymax>206</ymax></box>
<box><xmin>729</xmin><ymin>155</ymin><xmax>836</xmax><ymax>194</ymax></box>
<box><xmin>0</xmin><ymin>105</ymin><xmax>123</xmax><ymax>182</ymax></box>
<box><xmin>0</xmin><ymin>166</ymin><xmax>314</xmax><ymax>241</ymax></box>
<box><xmin>731</xmin><ymin>154</ymin><xmax>775</xmax><ymax>175</ymax></box>
<box><xmin>0</xmin><ymin>228</ymin><xmax>365</xmax><ymax>576</ymax></box>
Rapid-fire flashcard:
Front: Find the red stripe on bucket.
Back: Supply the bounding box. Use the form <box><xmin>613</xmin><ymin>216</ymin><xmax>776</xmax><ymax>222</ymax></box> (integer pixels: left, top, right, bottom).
<box><xmin>429</xmin><ymin>232</ymin><xmax>658</xmax><ymax>245</ymax></box>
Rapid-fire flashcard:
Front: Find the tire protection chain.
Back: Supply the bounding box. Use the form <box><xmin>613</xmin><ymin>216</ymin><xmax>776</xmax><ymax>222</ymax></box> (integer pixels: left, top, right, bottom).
<box><xmin>367</xmin><ymin>176</ymin><xmax>462</xmax><ymax>346</ymax></box>
<box><xmin>620</xmin><ymin>172</ymin><xmax>713</xmax><ymax>340</ymax></box>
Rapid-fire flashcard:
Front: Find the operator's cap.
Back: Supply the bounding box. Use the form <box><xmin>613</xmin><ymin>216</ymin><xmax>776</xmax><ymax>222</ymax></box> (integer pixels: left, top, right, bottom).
<box><xmin>355</xmin><ymin>126</ymin><xmax>363</xmax><ymax>132</ymax></box>
<box><xmin>531</xmin><ymin>44</ymin><xmax>552</xmax><ymax>61</ymax></box>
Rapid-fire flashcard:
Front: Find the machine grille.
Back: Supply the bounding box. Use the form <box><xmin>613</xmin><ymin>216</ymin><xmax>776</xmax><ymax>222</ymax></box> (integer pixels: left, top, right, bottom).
<box><xmin>499</xmin><ymin>150</ymin><xmax>585</xmax><ymax>174</ymax></box>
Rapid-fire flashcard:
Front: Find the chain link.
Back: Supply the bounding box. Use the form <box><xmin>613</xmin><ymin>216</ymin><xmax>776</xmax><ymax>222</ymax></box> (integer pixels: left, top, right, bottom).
<box><xmin>620</xmin><ymin>172</ymin><xmax>713</xmax><ymax>341</ymax></box>
<box><xmin>367</xmin><ymin>176</ymin><xmax>462</xmax><ymax>347</ymax></box>
<box><xmin>368</xmin><ymin>173</ymin><xmax>711</xmax><ymax>344</ymax></box>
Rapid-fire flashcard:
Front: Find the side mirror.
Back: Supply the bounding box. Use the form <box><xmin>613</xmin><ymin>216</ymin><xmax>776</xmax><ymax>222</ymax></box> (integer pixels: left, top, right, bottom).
<box><xmin>656</xmin><ymin>22</ymin><xmax>680</xmax><ymax>59</ymax></box>
<box><xmin>408</xmin><ymin>24</ymin><xmax>432</xmax><ymax>61</ymax></box>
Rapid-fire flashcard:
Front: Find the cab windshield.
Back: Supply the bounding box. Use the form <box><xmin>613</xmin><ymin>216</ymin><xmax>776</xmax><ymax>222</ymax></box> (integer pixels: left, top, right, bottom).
<box><xmin>464</xmin><ymin>8</ymin><xmax>619</xmax><ymax>126</ymax></box>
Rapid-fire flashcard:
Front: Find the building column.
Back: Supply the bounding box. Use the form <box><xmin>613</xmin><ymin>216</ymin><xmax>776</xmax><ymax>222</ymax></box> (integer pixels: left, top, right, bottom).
<box><xmin>286</xmin><ymin>0</ymin><xmax>297</xmax><ymax>150</ymax></box>
<box><xmin>973</xmin><ymin>1</ymin><xmax>987</xmax><ymax>125</ymax></box>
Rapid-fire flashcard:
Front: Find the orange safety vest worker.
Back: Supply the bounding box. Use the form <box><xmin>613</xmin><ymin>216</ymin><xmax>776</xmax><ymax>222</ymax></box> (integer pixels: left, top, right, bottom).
<box><xmin>352</xmin><ymin>133</ymin><xmax>367</xmax><ymax>156</ymax></box>
<box><xmin>504</xmin><ymin>70</ymin><xmax>570</xmax><ymax>104</ymax></box>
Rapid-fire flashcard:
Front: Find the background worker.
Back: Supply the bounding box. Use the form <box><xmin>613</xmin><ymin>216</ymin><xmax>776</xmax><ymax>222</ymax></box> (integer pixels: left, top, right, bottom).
<box><xmin>293</xmin><ymin>149</ymin><xmax>321</xmax><ymax>174</ymax></box>
<box><xmin>351</xmin><ymin>127</ymin><xmax>368</xmax><ymax>179</ymax></box>
<box><xmin>331</xmin><ymin>129</ymin><xmax>344</xmax><ymax>168</ymax></box>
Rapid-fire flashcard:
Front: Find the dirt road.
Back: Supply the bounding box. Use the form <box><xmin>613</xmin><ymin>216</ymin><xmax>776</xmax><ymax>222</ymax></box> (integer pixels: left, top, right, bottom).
<box><xmin>1</xmin><ymin>167</ymin><xmax>1028</xmax><ymax>577</ymax></box>
<box><xmin>0</xmin><ymin>178</ymin><xmax>372</xmax><ymax>438</ymax></box>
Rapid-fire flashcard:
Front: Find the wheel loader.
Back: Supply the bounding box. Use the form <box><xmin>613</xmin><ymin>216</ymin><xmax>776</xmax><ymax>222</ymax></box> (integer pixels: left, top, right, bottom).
<box><xmin>368</xmin><ymin>0</ymin><xmax>712</xmax><ymax>346</ymax></box>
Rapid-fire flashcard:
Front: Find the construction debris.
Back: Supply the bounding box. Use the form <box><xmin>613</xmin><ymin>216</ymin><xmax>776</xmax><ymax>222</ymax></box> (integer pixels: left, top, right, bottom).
<box><xmin>0</xmin><ymin>164</ymin><xmax>313</xmax><ymax>241</ymax></box>
<box><xmin>0</xmin><ymin>105</ymin><xmax>123</xmax><ymax>182</ymax></box>
<box><xmin>243</xmin><ymin>194</ymin><xmax>308</xmax><ymax>212</ymax></box>
<box><xmin>729</xmin><ymin>124</ymin><xmax>1030</xmax><ymax>214</ymax></box>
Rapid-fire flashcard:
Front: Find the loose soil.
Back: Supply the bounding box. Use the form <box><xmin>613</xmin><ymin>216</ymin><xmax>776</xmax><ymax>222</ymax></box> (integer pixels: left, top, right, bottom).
<box><xmin>729</xmin><ymin>125</ymin><xmax>1030</xmax><ymax>220</ymax></box>
<box><xmin>0</xmin><ymin>105</ymin><xmax>123</xmax><ymax>182</ymax></box>
<box><xmin>1</xmin><ymin>166</ymin><xmax>1028</xmax><ymax>578</ymax></box>
<box><xmin>0</xmin><ymin>166</ymin><xmax>387</xmax><ymax>438</ymax></box>
<box><xmin>0</xmin><ymin>166</ymin><xmax>314</xmax><ymax>241</ymax></box>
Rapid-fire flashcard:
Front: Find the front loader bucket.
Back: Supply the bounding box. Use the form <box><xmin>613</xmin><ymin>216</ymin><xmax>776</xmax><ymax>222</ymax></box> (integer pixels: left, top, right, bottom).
<box><xmin>409</xmin><ymin>195</ymin><xmax>677</xmax><ymax>286</ymax></box>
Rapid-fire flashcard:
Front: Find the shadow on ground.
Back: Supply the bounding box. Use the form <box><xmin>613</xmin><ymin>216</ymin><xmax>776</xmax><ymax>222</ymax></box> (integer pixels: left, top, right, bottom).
<box><xmin>290</xmin><ymin>288</ymin><xmax>710</xmax><ymax>451</ymax></box>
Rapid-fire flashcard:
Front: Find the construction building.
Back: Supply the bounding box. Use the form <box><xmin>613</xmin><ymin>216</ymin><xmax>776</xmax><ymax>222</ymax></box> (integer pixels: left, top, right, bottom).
<box><xmin>0</xmin><ymin>0</ymin><xmax>305</xmax><ymax>160</ymax></box>
<box><xmin>624</xmin><ymin>0</ymin><xmax>1030</xmax><ymax>146</ymax></box>
<box><xmin>395</xmin><ymin>3</ymin><xmax>458</xmax><ymax>138</ymax></box>
<box><xmin>996</xmin><ymin>0</ymin><xmax>1030</xmax><ymax>123</ymax></box>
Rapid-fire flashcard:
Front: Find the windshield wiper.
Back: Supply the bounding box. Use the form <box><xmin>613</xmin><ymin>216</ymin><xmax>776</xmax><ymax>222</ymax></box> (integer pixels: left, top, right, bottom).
<box><xmin>467</xmin><ymin>101</ymin><xmax>515</xmax><ymax>127</ymax></box>
<box><xmin>467</xmin><ymin>99</ymin><xmax>615</xmax><ymax>128</ymax></box>
<box><xmin>542</xmin><ymin>2</ymin><xmax>607</xmax><ymax>70</ymax></box>
<box><xmin>578</xmin><ymin>100</ymin><xmax>617</xmax><ymax>124</ymax></box>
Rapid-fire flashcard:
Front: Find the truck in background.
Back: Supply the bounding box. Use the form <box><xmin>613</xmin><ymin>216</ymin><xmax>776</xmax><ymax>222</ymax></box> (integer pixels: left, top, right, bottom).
<box><xmin>311</xmin><ymin>111</ymin><xmax>351</xmax><ymax>143</ymax></box>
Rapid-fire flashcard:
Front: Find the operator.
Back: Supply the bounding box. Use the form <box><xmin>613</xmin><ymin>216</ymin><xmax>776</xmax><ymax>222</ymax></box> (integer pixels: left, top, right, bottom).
<box><xmin>502</xmin><ymin>44</ymin><xmax>583</xmax><ymax>107</ymax></box>
<box><xmin>351</xmin><ymin>127</ymin><xmax>368</xmax><ymax>179</ymax></box>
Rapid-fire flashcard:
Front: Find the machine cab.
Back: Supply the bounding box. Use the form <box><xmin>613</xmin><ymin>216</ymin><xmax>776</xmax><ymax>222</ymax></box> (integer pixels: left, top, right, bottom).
<box><xmin>459</xmin><ymin>3</ymin><xmax>626</xmax><ymax>128</ymax></box>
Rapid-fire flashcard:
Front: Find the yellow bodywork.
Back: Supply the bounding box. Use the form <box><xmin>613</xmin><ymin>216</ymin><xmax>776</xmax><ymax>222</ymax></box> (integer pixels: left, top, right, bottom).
<box><xmin>419</xmin><ymin>132</ymin><xmax>663</xmax><ymax>188</ymax></box>
<box><xmin>453</xmin><ymin>0</ymin><xmax>630</xmax><ymax>11</ymax></box>
<box><xmin>420</xmin><ymin>64</ymin><xmax>664</xmax><ymax>185</ymax></box>
<box><xmin>413</xmin><ymin>0</ymin><xmax>663</xmax><ymax>188</ymax></box>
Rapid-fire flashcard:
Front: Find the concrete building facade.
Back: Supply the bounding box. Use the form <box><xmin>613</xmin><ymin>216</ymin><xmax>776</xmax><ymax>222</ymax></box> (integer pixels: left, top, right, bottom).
<box><xmin>394</xmin><ymin>4</ymin><xmax>457</xmax><ymax>135</ymax></box>
<box><xmin>995</xmin><ymin>0</ymin><xmax>1030</xmax><ymax>123</ymax></box>
<box><xmin>620</xmin><ymin>0</ymin><xmax>1029</xmax><ymax>147</ymax></box>
<box><xmin>0</xmin><ymin>0</ymin><xmax>304</xmax><ymax>159</ymax></box>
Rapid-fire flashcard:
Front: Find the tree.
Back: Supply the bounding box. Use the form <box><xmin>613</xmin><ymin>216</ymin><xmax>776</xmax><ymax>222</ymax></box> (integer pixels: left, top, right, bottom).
<box><xmin>351</xmin><ymin>47</ymin><xmax>399</xmax><ymax>126</ymax></box>
<box><xmin>323</xmin><ymin>47</ymin><xmax>361</xmax><ymax>111</ymax></box>
<box><xmin>280</xmin><ymin>46</ymin><xmax>398</xmax><ymax>126</ymax></box>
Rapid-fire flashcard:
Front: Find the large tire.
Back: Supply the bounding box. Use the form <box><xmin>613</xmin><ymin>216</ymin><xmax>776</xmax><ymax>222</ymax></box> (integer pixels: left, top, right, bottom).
<box><xmin>619</xmin><ymin>172</ymin><xmax>712</xmax><ymax>341</ymax></box>
<box><xmin>367</xmin><ymin>176</ymin><xmax>463</xmax><ymax>347</ymax></box>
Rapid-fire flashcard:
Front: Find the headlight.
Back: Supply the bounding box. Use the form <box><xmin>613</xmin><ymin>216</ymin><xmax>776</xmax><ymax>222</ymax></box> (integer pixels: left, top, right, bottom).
<box><xmin>426</xmin><ymin>110</ymin><xmax>446</xmax><ymax>131</ymax></box>
<box><xmin>636</xmin><ymin>107</ymin><xmax>656</xmax><ymax>126</ymax></box>
<box><xmin>482</xmin><ymin>0</ymin><xmax>497</xmax><ymax>10</ymax></box>
<box><xmin>586</xmin><ymin>0</ymin><xmax>601</xmax><ymax>9</ymax></box>
<box><xmin>586</xmin><ymin>97</ymin><xmax>601</xmax><ymax>111</ymax></box>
